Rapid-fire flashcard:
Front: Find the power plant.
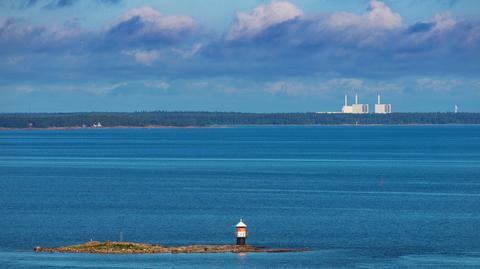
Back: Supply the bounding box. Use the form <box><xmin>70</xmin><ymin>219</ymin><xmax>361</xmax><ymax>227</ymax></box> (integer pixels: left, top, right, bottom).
<box><xmin>342</xmin><ymin>93</ymin><xmax>391</xmax><ymax>114</ymax></box>
<box><xmin>374</xmin><ymin>93</ymin><xmax>391</xmax><ymax>114</ymax></box>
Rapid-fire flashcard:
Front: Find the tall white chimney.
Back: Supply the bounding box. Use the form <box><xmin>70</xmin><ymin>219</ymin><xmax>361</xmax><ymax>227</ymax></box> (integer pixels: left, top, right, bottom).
<box><xmin>377</xmin><ymin>93</ymin><xmax>381</xmax><ymax>105</ymax></box>
<box><xmin>344</xmin><ymin>94</ymin><xmax>348</xmax><ymax>106</ymax></box>
<box><xmin>355</xmin><ymin>93</ymin><xmax>358</xmax><ymax>104</ymax></box>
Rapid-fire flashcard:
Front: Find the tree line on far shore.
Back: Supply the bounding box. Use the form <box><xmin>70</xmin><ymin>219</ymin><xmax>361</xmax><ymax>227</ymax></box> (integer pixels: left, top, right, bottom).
<box><xmin>1</xmin><ymin>112</ymin><xmax>480</xmax><ymax>128</ymax></box>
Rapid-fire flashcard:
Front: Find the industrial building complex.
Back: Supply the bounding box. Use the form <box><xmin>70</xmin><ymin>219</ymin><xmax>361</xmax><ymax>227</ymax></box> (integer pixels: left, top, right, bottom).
<box><xmin>342</xmin><ymin>93</ymin><xmax>391</xmax><ymax>114</ymax></box>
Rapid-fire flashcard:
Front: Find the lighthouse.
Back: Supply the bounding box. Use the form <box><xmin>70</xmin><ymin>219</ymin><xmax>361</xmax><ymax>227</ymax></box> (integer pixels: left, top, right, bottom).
<box><xmin>235</xmin><ymin>219</ymin><xmax>247</xmax><ymax>245</ymax></box>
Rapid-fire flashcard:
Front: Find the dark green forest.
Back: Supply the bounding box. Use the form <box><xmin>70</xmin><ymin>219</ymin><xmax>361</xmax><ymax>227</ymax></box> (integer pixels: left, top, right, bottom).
<box><xmin>1</xmin><ymin>112</ymin><xmax>480</xmax><ymax>128</ymax></box>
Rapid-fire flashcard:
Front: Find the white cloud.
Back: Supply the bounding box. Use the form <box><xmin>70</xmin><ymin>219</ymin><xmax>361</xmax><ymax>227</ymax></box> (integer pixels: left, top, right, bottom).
<box><xmin>431</xmin><ymin>12</ymin><xmax>456</xmax><ymax>32</ymax></box>
<box><xmin>182</xmin><ymin>79</ymin><xmax>251</xmax><ymax>95</ymax></box>
<box><xmin>122</xmin><ymin>49</ymin><xmax>161</xmax><ymax>65</ymax></box>
<box><xmin>467</xmin><ymin>25</ymin><xmax>480</xmax><ymax>45</ymax></box>
<box><xmin>51</xmin><ymin>82</ymin><xmax>129</xmax><ymax>95</ymax></box>
<box><xmin>226</xmin><ymin>1</ymin><xmax>303</xmax><ymax>40</ymax></box>
<box><xmin>266</xmin><ymin>79</ymin><xmax>362</xmax><ymax>96</ymax></box>
<box><xmin>327</xmin><ymin>0</ymin><xmax>402</xmax><ymax>30</ymax></box>
<box><xmin>225</xmin><ymin>1</ymin><xmax>402</xmax><ymax>46</ymax></box>
<box><xmin>105</xmin><ymin>6</ymin><xmax>198</xmax><ymax>44</ymax></box>
<box><xmin>7</xmin><ymin>55</ymin><xmax>24</xmax><ymax>64</ymax></box>
<box><xmin>14</xmin><ymin>84</ymin><xmax>34</xmax><ymax>93</ymax></box>
<box><xmin>416</xmin><ymin>78</ymin><xmax>463</xmax><ymax>92</ymax></box>
<box><xmin>172</xmin><ymin>43</ymin><xmax>203</xmax><ymax>59</ymax></box>
<box><xmin>0</xmin><ymin>17</ymin><xmax>86</xmax><ymax>50</ymax></box>
<box><xmin>366</xmin><ymin>1</ymin><xmax>402</xmax><ymax>29</ymax></box>
<box><xmin>116</xmin><ymin>6</ymin><xmax>197</xmax><ymax>33</ymax></box>
<box><xmin>144</xmin><ymin>81</ymin><xmax>170</xmax><ymax>90</ymax></box>
<box><xmin>266</xmin><ymin>78</ymin><xmax>402</xmax><ymax>96</ymax></box>
<box><xmin>4</xmin><ymin>82</ymin><xmax>129</xmax><ymax>96</ymax></box>
<box><xmin>326</xmin><ymin>78</ymin><xmax>364</xmax><ymax>89</ymax></box>
<box><xmin>472</xmin><ymin>80</ymin><xmax>480</xmax><ymax>95</ymax></box>
<box><xmin>85</xmin><ymin>82</ymin><xmax>129</xmax><ymax>95</ymax></box>
<box><xmin>266</xmin><ymin>81</ymin><xmax>306</xmax><ymax>95</ymax></box>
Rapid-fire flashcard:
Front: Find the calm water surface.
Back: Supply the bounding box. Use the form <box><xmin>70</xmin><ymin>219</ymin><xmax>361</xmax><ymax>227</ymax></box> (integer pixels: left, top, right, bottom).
<box><xmin>0</xmin><ymin>126</ymin><xmax>479</xmax><ymax>268</ymax></box>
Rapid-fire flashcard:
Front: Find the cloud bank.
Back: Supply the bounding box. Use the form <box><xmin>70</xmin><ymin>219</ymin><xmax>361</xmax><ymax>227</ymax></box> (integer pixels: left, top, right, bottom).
<box><xmin>0</xmin><ymin>0</ymin><xmax>479</xmax><ymax>112</ymax></box>
<box><xmin>4</xmin><ymin>0</ymin><xmax>122</xmax><ymax>9</ymax></box>
<box><xmin>1</xmin><ymin>1</ymin><xmax>479</xmax><ymax>76</ymax></box>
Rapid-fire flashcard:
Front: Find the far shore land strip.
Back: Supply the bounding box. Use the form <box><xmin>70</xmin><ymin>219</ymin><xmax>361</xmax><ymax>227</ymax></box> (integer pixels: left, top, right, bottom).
<box><xmin>1</xmin><ymin>111</ymin><xmax>480</xmax><ymax>130</ymax></box>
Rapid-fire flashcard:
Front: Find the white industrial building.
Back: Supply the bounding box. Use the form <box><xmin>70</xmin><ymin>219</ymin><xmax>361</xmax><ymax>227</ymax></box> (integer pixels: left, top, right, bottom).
<box><xmin>341</xmin><ymin>93</ymin><xmax>391</xmax><ymax>114</ymax></box>
<box><xmin>342</xmin><ymin>94</ymin><xmax>368</xmax><ymax>114</ymax></box>
<box><xmin>374</xmin><ymin>94</ymin><xmax>391</xmax><ymax>114</ymax></box>
<box><xmin>341</xmin><ymin>94</ymin><xmax>353</xmax><ymax>113</ymax></box>
<box><xmin>351</xmin><ymin>94</ymin><xmax>369</xmax><ymax>114</ymax></box>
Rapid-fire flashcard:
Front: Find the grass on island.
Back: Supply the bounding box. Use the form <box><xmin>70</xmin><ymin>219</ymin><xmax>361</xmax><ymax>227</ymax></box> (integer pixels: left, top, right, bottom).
<box><xmin>68</xmin><ymin>241</ymin><xmax>150</xmax><ymax>251</ymax></box>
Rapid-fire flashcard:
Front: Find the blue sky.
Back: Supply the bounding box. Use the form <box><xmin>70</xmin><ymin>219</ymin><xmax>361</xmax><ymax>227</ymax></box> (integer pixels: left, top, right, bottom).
<box><xmin>1</xmin><ymin>0</ymin><xmax>479</xmax><ymax>112</ymax></box>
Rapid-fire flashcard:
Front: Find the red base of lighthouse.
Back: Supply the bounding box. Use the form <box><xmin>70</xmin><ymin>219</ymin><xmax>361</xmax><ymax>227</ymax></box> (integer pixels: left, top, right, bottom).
<box><xmin>236</xmin><ymin>238</ymin><xmax>246</xmax><ymax>245</ymax></box>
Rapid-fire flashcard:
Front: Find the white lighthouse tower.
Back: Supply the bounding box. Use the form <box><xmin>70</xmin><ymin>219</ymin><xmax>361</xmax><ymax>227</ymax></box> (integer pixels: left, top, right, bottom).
<box><xmin>235</xmin><ymin>219</ymin><xmax>247</xmax><ymax>245</ymax></box>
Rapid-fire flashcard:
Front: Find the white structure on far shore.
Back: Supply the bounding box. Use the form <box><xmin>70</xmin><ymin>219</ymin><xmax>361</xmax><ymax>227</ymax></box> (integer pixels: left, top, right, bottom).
<box><xmin>340</xmin><ymin>93</ymin><xmax>392</xmax><ymax>114</ymax></box>
<box><xmin>351</xmin><ymin>94</ymin><xmax>369</xmax><ymax>114</ymax></box>
<box><xmin>374</xmin><ymin>94</ymin><xmax>391</xmax><ymax>114</ymax></box>
<box><xmin>342</xmin><ymin>94</ymin><xmax>368</xmax><ymax>114</ymax></box>
<box><xmin>341</xmin><ymin>94</ymin><xmax>353</xmax><ymax>113</ymax></box>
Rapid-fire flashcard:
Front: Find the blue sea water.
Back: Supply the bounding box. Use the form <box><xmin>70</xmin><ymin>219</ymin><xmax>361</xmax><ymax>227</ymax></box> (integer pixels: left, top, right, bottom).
<box><xmin>0</xmin><ymin>125</ymin><xmax>479</xmax><ymax>268</ymax></box>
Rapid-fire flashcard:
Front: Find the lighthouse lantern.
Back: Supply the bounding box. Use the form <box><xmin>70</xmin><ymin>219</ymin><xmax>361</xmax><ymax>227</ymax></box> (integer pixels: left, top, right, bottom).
<box><xmin>235</xmin><ymin>219</ymin><xmax>247</xmax><ymax>245</ymax></box>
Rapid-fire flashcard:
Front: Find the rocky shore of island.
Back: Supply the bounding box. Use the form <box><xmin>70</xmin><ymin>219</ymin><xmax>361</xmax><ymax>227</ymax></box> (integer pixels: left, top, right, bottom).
<box><xmin>34</xmin><ymin>241</ymin><xmax>303</xmax><ymax>254</ymax></box>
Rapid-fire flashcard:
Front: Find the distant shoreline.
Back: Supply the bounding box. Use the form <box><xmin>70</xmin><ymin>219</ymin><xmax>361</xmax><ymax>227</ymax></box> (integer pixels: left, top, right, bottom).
<box><xmin>0</xmin><ymin>125</ymin><xmax>207</xmax><ymax>131</ymax></box>
<box><xmin>1</xmin><ymin>112</ymin><xmax>480</xmax><ymax>129</ymax></box>
<box><xmin>2</xmin><ymin>123</ymin><xmax>480</xmax><ymax>131</ymax></box>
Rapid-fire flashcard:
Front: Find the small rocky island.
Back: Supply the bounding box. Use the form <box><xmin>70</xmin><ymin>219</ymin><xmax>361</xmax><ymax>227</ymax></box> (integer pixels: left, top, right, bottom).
<box><xmin>34</xmin><ymin>241</ymin><xmax>302</xmax><ymax>254</ymax></box>
<box><xmin>35</xmin><ymin>220</ymin><xmax>303</xmax><ymax>254</ymax></box>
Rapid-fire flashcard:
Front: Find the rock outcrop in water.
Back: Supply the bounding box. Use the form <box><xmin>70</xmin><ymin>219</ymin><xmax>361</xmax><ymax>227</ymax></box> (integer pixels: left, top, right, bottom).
<box><xmin>34</xmin><ymin>241</ymin><xmax>302</xmax><ymax>254</ymax></box>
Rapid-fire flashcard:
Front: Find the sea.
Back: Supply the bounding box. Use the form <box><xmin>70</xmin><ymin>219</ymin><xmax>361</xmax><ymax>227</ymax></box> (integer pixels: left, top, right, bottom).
<box><xmin>0</xmin><ymin>125</ymin><xmax>479</xmax><ymax>268</ymax></box>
